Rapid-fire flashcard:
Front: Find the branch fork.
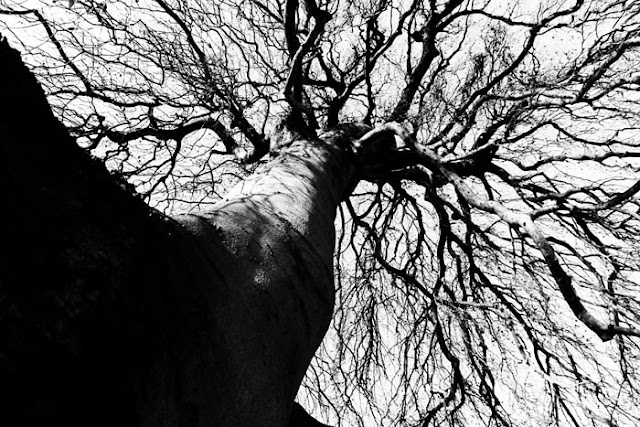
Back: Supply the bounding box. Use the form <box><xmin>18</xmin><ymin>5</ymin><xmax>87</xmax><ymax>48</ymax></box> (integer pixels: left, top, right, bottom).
<box><xmin>413</xmin><ymin>144</ymin><xmax>640</xmax><ymax>342</ymax></box>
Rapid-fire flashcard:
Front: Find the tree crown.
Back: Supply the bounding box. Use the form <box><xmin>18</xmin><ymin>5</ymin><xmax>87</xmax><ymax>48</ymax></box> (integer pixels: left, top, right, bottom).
<box><xmin>3</xmin><ymin>0</ymin><xmax>640</xmax><ymax>425</ymax></box>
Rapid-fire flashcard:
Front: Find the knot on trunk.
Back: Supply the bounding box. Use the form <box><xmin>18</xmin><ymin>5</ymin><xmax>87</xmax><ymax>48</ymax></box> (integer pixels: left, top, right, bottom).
<box><xmin>317</xmin><ymin>121</ymin><xmax>415</xmax><ymax>181</ymax></box>
<box><xmin>271</xmin><ymin>119</ymin><xmax>416</xmax><ymax>182</ymax></box>
<box><xmin>318</xmin><ymin>122</ymin><xmax>373</xmax><ymax>149</ymax></box>
<box><xmin>351</xmin><ymin>122</ymin><xmax>416</xmax><ymax>180</ymax></box>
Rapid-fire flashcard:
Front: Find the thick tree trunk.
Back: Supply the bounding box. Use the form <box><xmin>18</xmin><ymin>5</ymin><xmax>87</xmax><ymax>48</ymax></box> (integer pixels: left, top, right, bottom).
<box><xmin>0</xmin><ymin>39</ymin><xmax>366</xmax><ymax>426</ymax></box>
<box><xmin>173</xmin><ymin>136</ymin><xmax>356</xmax><ymax>426</ymax></box>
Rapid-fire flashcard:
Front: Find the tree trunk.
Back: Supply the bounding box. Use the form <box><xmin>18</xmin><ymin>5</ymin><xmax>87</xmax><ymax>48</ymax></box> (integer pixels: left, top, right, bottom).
<box><xmin>0</xmin><ymin>39</ymin><xmax>366</xmax><ymax>426</ymax></box>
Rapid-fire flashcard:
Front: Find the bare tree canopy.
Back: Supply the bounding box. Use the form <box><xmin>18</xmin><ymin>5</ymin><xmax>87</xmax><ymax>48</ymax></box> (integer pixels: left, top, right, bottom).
<box><xmin>2</xmin><ymin>0</ymin><xmax>640</xmax><ymax>426</ymax></box>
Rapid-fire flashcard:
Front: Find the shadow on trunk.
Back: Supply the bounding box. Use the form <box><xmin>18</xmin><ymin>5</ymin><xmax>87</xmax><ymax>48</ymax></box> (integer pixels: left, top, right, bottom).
<box><xmin>1</xmin><ymin>37</ymin><xmax>354</xmax><ymax>427</ymax></box>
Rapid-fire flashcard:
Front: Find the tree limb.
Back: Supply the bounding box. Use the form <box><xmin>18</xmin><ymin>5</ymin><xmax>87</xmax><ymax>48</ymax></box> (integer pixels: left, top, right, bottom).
<box><xmin>282</xmin><ymin>0</ymin><xmax>331</xmax><ymax>126</ymax></box>
<box><xmin>413</xmin><ymin>144</ymin><xmax>640</xmax><ymax>342</ymax></box>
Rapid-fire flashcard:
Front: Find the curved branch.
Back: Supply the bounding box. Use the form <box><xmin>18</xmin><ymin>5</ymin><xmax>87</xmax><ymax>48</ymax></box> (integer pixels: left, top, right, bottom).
<box><xmin>100</xmin><ymin>116</ymin><xmax>238</xmax><ymax>152</ymax></box>
<box><xmin>282</xmin><ymin>0</ymin><xmax>331</xmax><ymax>124</ymax></box>
<box><xmin>387</xmin><ymin>11</ymin><xmax>441</xmax><ymax>122</ymax></box>
<box><xmin>326</xmin><ymin>2</ymin><xmax>416</xmax><ymax>125</ymax></box>
<box><xmin>413</xmin><ymin>144</ymin><xmax>640</xmax><ymax>342</ymax></box>
<box><xmin>155</xmin><ymin>0</ymin><xmax>267</xmax><ymax>156</ymax></box>
<box><xmin>284</xmin><ymin>0</ymin><xmax>300</xmax><ymax>57</ymax></box>
<box><xmin>154</xmin><ymin>0</ymin><xmax>211</xmax><ymax>82</ymax></box>
<box><xmin>2</xmin><ymin>8</ymin><xmax>92</xmax><ymax>91</ymax></box>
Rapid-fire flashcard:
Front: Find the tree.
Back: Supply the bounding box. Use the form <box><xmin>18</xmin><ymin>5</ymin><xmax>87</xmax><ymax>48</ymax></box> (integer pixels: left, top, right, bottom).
<box><xmin>2</xmin><ymin>0</ymin><xmax>640</xmax><ymax>426</ymax></box>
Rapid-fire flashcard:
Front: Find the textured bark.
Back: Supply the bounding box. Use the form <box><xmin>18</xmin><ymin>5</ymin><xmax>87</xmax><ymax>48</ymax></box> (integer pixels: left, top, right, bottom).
<box><xmin>171</xmin><ymin>131</ymin><xmax>360</xmax><ymax>426</ymax></box>
<box><xmin>0</xmin><ymin>39</ymin><xmax>370</xmax><ymax>426</ymax></box>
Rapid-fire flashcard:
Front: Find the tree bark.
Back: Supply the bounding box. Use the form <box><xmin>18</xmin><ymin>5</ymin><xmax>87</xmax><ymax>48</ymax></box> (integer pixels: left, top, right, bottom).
<box><xmin>0</xmin><ymin>38</ymin><xmax>365</xmax><ymax>426</ymax></box>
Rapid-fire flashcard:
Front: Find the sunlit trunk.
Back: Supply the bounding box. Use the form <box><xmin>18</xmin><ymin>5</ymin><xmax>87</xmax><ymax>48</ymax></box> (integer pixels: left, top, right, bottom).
<box><xmin>1</xmin><ymin>37</ymin><xmax>371</xmax><ymax>427</ymax></box>
<box><xmin>172</xmin><ymin>133</ymin><xmax>359</xmax><ymax>426</ymax></box>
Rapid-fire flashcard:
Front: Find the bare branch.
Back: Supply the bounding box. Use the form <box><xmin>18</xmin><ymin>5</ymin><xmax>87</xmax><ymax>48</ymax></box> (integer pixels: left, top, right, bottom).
<box><xmin>413</xmin><ymin>144</ymin><xmax>640</xmax><ymax>342</ymax></box>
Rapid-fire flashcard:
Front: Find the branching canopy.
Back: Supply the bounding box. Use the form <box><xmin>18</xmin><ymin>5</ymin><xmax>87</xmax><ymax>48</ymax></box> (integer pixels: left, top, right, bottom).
<box><xmin>3</xmin><ymin>0</ymin><xmax>640</xmax><ymax>425</ymax></box>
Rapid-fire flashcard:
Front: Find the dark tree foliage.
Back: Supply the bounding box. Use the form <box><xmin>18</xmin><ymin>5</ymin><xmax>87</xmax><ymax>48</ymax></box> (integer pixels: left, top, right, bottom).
<box><xmin>2</xmin><ymin>0</ymin><xmax>640</xmax><ymax>426</ymax></box>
